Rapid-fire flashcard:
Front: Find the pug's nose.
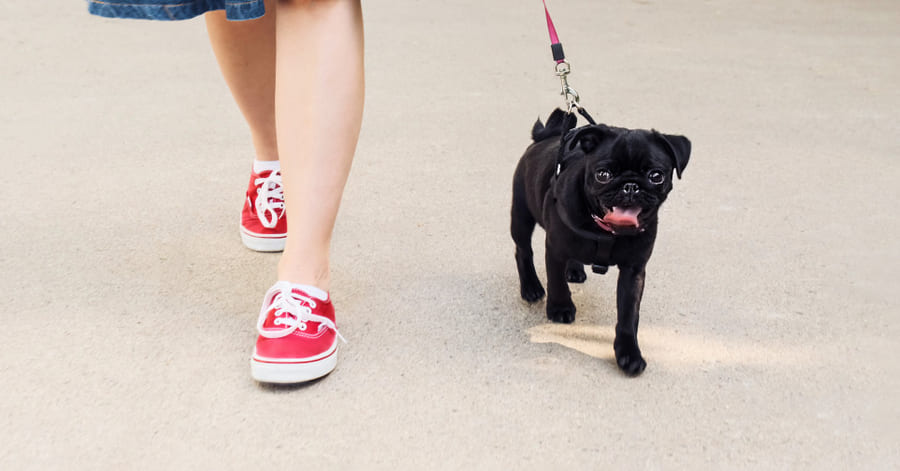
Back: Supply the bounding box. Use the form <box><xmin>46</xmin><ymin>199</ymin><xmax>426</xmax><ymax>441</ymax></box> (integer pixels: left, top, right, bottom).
<box><xmin>622</xmin><ymin>183</ymin><xmax>640</xmax><ymax>195</ymax></box>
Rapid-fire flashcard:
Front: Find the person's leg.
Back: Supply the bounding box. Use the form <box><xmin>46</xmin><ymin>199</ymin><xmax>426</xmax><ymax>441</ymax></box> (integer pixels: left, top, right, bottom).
<box><xmin>250</xmin><ymin>0</ymin><xmax>364</xmax><ymax>384</ymax></box>
<box><xmin>205</xmin><ymin>0</ymin><xmax>278</xmax><ymax>162</ymax></box>
<box><xmin>275</xmin><ymin>0</ymin><xmax>365</xmax><ymax>289</ymax></box>
<box><xmin>207</xmin><ymin>2</ymin><xmax>288</xmax><ymax>252</ymax></box>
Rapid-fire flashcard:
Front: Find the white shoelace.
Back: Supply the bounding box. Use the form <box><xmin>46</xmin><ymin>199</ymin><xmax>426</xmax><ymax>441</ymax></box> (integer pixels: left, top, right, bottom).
<box><xmin>254</xmin><ymin>171</ymin><xmax>284</xmax><ymax>229</ymax></box>
<box><xmin>256</xmin><ymin>282</ymin><xmax>346</xmax><ymax>343</ymax></box>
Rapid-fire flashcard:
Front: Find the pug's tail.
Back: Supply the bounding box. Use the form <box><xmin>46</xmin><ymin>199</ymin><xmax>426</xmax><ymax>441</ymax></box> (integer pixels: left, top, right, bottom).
<box><xmin>531</xmin><ymin>108</ymin><xmax>576</xmax><ymax>142</ymax></box>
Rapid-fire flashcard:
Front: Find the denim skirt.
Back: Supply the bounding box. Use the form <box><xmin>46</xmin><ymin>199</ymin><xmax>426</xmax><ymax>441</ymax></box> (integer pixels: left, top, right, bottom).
<box><xmin>88</xmin><ymin>0</ymin><xmax>265</xmax><ymax>21</ymax></box>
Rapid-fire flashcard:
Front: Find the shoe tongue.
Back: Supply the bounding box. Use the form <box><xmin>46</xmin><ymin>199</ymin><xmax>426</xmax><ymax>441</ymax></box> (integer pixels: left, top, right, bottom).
<box><xmin>291</xmin><ymin>284</ymin><xmax>328</xmax><ymax>301</ymax></box>
<box><xmin>603</xmin><ymin>207</ymin><xmax>641</xmax><ymax>227</ymax></box>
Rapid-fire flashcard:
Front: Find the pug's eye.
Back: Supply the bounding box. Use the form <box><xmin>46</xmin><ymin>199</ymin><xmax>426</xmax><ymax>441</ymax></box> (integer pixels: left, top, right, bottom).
<box><xmin>594</xmin><ymin>169</ymin><xmax>612</xmax><ymax>184</ymax></box>
<box><xmin>648</xmin><ymin>170</ymin><xmax>665</xmax><ymax>185</ymax></box>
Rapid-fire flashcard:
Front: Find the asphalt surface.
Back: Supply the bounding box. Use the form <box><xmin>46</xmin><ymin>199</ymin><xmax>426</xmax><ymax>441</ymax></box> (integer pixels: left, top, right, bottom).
<box><xmin>2</xmin><ymin>0</ymin><xmax>898</xmax><ymax>469</ymax></box>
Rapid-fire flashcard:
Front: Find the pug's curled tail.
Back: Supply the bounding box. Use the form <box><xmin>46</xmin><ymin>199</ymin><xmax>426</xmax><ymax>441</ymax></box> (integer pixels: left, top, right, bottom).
<box><xmin>531</xmin><ymin>108</ymin><xmax>576</xmax><ymax>142</ymax></box>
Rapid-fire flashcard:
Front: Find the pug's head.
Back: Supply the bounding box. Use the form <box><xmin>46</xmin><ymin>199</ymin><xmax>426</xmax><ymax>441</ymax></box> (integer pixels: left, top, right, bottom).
<box><xmin>563</xmin><ymin>125</ymin><xmax>691</xmax><ymax>235</ymax></box>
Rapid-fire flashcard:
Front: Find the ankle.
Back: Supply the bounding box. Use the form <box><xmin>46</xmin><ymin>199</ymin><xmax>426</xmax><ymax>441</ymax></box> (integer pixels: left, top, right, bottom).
<box><xmin>277</xmin><ymin>260</ymin><xmax>331</xmax><ymax>291</ymax></box>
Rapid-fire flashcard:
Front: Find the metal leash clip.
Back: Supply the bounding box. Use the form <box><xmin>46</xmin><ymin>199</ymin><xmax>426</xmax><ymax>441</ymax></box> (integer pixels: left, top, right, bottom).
<box><xmin>555</xmin><ymin>60</ymin><xmax>581</xmax><ymax>113</ymax></box>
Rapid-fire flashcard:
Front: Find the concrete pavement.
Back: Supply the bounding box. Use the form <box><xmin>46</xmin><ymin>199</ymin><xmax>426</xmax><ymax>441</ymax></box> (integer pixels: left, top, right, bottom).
<box><xmin>1</xmin><ymin>0</ymin><xmax>898</xmax><ymax>468</ymax></box>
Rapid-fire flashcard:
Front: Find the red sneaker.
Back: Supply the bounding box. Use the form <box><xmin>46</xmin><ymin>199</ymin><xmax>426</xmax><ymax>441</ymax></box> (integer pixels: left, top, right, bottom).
<box><xmin>251</xmin><ymin>282</ymin><xmax>345</xmax><ymax>383</ymax></box>
<box><xmin>240</xmin><ymin>169</ymin><xmax>287</xmax><ymax>252</ymax></box>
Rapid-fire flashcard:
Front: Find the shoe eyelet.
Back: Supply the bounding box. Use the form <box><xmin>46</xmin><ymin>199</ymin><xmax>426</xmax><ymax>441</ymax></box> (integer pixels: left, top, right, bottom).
<box><xmin>298</xmin><ymin>322</ymin><xmax>308</xmax><ymax>332</ymax></box>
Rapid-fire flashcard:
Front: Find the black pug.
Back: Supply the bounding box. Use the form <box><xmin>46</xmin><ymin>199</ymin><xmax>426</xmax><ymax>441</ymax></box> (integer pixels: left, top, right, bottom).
<box><xmin>511</xmin><ymin>109</ymin><xmax>690</xmax><ymax>376</ymax></box>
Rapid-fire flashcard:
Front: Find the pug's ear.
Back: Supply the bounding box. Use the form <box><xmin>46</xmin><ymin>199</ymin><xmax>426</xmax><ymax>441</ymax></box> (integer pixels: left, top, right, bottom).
<box><xmin>565</xmin><ymin>125</ymin><xmax>615</xmax><ymax>154</ymax></box>
<box><xmin>653</xmin><ymin>132</ymin><xmax>691</xmax><ymax>179</ymax></box>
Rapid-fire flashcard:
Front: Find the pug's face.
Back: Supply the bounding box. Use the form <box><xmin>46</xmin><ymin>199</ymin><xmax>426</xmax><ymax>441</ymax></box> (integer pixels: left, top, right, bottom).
<box><xmin>565</xmin><ymin>126</ymin><xmax>691</xmax><ymax>235</ymax></box>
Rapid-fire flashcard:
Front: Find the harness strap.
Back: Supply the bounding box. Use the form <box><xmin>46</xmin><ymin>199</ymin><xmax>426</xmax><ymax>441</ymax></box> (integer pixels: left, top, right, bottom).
<box><xmin>555</xmin><ymin>112</ymin><xmax>578</xmax><ymax>175</ymax></box>
<box><xmin>576</xmin><ymin>107</ymin><xmax>596</xmax><ymax>126</ymax></box>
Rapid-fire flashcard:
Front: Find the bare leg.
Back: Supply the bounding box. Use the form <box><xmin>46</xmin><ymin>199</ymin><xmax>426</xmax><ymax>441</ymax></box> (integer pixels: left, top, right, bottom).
<box><xmin>275</xmin><ymin>0</ymin><xmax>365</xmax><ymax>289</ymax></box>
<box><xmin>205</xmin><ymin>1</ymin><xmax>278</xmax><ymax>161</ymax></box>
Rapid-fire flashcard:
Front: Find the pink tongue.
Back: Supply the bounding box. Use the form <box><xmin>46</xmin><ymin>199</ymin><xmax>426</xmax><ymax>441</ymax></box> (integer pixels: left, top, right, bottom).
<box><xmin>603</xmin><ymin>207</ymin><xmax>641</xmax><ymax>227</ymax></box>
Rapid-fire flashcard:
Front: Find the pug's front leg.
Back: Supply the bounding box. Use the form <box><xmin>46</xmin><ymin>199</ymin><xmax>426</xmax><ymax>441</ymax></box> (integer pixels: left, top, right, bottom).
<box><xmin>545</xmin><ymin>245</ymin><xmax>576</xmax><ymax>323</ymax></box>
<box><xmin>614</xmin><ymin>265</ymin><xmax>647</xmax><ymax>376</ymax></box>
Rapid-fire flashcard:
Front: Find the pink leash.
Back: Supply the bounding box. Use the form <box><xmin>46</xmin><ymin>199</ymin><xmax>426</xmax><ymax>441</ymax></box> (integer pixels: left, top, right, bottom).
<box><xmin>542</xmin><ymin>0</ymin><xmax>595</xmax><ymax>125</ymax></box>
<box><xmin>542</xmin><ymin>0</ymin><xmax>566</xmax><ymax>63</ymax></box>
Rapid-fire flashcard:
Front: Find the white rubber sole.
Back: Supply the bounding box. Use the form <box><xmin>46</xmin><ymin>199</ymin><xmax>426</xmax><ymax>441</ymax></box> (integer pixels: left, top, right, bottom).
<box><xmin>240</xmin><ymin>229</ymin><xmax>286</xmax><ymax>252</ymax></box>
<box><xmin>250</xmin><ymin>351</ymin><xmax>337</xmax><ymax>384</ymax></box>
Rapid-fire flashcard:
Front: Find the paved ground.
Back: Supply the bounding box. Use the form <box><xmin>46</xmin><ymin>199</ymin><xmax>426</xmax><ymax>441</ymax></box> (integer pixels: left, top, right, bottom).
<box><xmin>2</xmin><ymin>0</ymin><xmax>898</xmax><ymax>469</ymax></box>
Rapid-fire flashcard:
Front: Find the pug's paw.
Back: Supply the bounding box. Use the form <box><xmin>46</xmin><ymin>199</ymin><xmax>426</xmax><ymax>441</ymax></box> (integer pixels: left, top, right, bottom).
<box><xmin>614</xmin><ymin>341</ymin><xmax>646</xmax><ymax>377</ymax></box>
<box><xmin>547</xmin><ymin>302</ymin><xmax>576</xmax><ymax>323</ymax></box>
<box><xmin>565</xmin><ymin>266</ymin><xmax>587</xmax><ymax>283</ymax></box>
<box><xmin>520</xmin><ymin>280</ymin><xmax>545</xmax><ymax>303</ymax></box>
